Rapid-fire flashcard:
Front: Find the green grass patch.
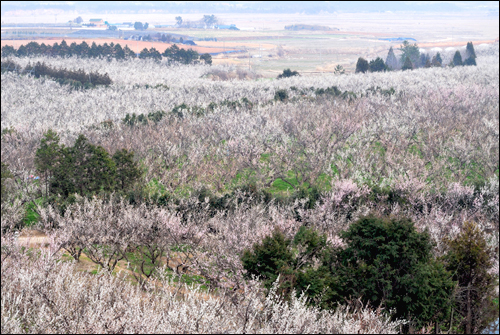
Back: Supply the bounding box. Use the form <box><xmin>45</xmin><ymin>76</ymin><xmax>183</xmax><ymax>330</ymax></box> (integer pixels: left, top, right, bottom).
<box><xmin>23</xmin><ymin>198</ymin><xmax>43</xmax><ymax>227</ymax></box>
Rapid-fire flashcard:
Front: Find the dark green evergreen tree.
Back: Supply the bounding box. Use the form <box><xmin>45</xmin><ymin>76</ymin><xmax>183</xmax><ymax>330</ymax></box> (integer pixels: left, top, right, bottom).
<box><xmin>355</xmin><ymin>57</ymin><xmax>369</xmax><ymax>73</ymax></box>
<box><xmin>442</xmin><ymin>222</ymin><xmax>498</xmax><ymax>334</ymax></box>
<box><xmin>369</xmin><ymin>57</ymin><xmax>387</xmax><ymax>72</ymax></box>
<box><xmin>134</xmin><ymin>22</ymin><xmax>144</xmax><ymax>30</ymax></box>
<box><xmin>139</xmin><ymin>48</ymin><xmax>150</xmax><ymax>59</ymax></box>
<box><xmin>68</xmin><ymin>135</ymin><xmax>116</xmax><ymax>196</ymax></box>
<box><xmin>200</xmin><ymin>53</ymin><xmax>212</xmax><ymax>65</ymax></box>
<box><xmin>465</xmin><ymin>41</ymin><xmax>476</xmax><ymax>60</ymax></box>
<box><xmin>112</xmin><ymin>149</ymin><xmax>141</xmax><ymax>191</ymax></box>
<box><xmin>277</xmin><ymin>68</ymin><xmax>299</xmax><ymax>79</ymax></box>
<box><xmin>330</xmin><ymin>216</ymin><xmax>455</xmax><ymax>330</ymax></box>
<box><xmin>149</xmin><ymin>47</ymin><xmax>162</xmax><ymax>61</ymax></box>
<box><xmin>1</xmin><ymin>45</ymin><xmax>16</xmax><ymax>57</ymax></box>
<box><xmin>398</xmin><ymin>40</ymin><xmax>420</xmax><ymax>68</ymax></box>
<box><xmin>463</xmin><ymin>57</ymin><xmax>477</xmax><ymax>66</ymax></box>
<box><xmin>34</xmin><ymin>129</ymin><xmax>61</xmax><ymax>197</ymax></box>
<box><xmin>432</xmin><ymin>54</ymin><xmax>442</xmax><ymax>67</ymax></box>
<box><xmin>453</xmin><ymin>51</ymin><xmax>463</xmax><ymax>66</ymax></box>
<box><xmin>1</xmin><ymin>162</ymin><xmax>13</xmax><ymax>203</ymax></box>
<box><xmin>436</xmin><ymin>52</ymin><xmax>443</xmax><ymax>65</ymax></box>
<box><xmin>385</xmin><ymin>46</ymin><xmax>398</xmax><ymax>70</ymax></box>
<box><xmin>402</xmin><ymin>56</ymin><xmax>413</xmax><ymax>70</ymax></box>
<box><xmin>114</xmin><ymin>43</ymin><xmax>125</xmax><ymax>60</ymax></box>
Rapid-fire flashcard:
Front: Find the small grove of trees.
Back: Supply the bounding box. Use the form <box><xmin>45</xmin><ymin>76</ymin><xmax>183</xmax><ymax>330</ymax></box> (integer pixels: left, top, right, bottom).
<box><xmin>277</xmin><ymin>68</ymin><xmax>300</xmax><ymax>79</ymax></box>
<box><xmin>355</xmin><ymin>57</ymin><xmax>388</xmax><ymax>73</ymax></box>
<box><xmin>359</xmin><ymin>41</ymin><xmax>479</xmax><ymax>74</ymax></box>
<box><xmin>432</xmin><ymin>52</ymin><xmax>443</xmax><ymax>67</ymax></box>
<box><xmin>398</xmin><ymin>40</ymin><xmax>420</xmax><ymax>68</ymax></box>
<box><xmin>1</xmin><ymin>60</ymin><xmax>112</xmax><ymax>88</ymax></box>
<box><xmin>402</xmin><ymin>56</ymin><xmax>414</xmax><ymax>71</ymax></box>
<box><xmin>34</xmin><ymin>130</ymin><xmax>141</xmax><ymax>200</ymax></box>
<box><xmin>203</xmin><ymin>15</ymin><xmax>218</xmax><ymax>29</ymax></box>
<box><xmin>243</xmin><ymin>216</ymin><xmax>498</xmax><ymax>333</ymax></box>
<box><xmin>134</xmin><ymin>22</ymin><xmax>149</xmax><ymax>30</ymax></box>
<box><xmin>368</xmin><ymin>57</ymin><xmax>387</xmax><ymax>72</ymax></box>
<box><xmin>355</xmin><ymin>57</ymin><xmax>369</xmax><ymax>73</ymax></box>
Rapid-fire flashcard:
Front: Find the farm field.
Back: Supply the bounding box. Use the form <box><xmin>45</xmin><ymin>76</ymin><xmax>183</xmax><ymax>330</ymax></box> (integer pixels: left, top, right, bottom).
<box><xmin>1</xmin><ymin>9</ymin><xmax>499</xmax><ymax>335</ymax></box>
<box><xmin>2</xmin><ymin>12</ymin><xmax>498</xmax><ymax>76</ymax></box>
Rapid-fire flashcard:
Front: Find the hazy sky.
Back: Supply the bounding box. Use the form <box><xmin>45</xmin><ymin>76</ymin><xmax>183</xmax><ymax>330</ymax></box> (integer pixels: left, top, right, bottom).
<box><xmin>1</xmin><ymin>1</ymin><xmax>498</xmax><ymax>15</ymax></box>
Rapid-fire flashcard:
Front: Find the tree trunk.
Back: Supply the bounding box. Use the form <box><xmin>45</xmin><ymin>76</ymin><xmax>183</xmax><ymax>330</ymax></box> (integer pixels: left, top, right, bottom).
<box><xmin>466</xmin><ymin>285</ymin><xmax>472</xmax><ymax>334</ymax></box>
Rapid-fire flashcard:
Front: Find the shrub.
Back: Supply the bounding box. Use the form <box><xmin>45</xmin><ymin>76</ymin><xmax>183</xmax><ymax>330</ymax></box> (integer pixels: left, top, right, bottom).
<box><xmin>402</xmin><ymin>56</ymin><xmax>414</xmax><ymax>71</ymax></box>
<box><xmin>35</xmin><ymin>131</ymin><xmax>141</xmax><ymax>200</ymax></box>
<box><xmin>1</xmin><ymin>162</ymin><xmax>13</xmax><ymax>203</ymax></box>
<box><xmin>369</xmin><ymin>57</ymin><xmax>387</xmax><ymax>72</ymax></box>
<box><xmin>355</xmin><ymin>57</ymin><xmax>369</xmax><ymax>73</ymax></box>
<box><xmin>244</xmin><ymin>216</ymin><xmax>456</xmax><ymax>331</ymax></box>
<box><xmin>331</xmin><ymin>216</ymin><xmax>455</xmax><ymax>330</ymax></box>
<box><xmin>442</xmin><ymin>222</ymin><xmax>498</xmax><ymax>334</ymax></box>
<box><xmin>277</xmin><ymin>68</ymin><xmax>299</xmax><ymax>79</ymax></box>
<box><xmin>200</xmin><ymin>53</ymin><xmax>212</xmax><ymax>65</ymax></box>
<box><xmin>274</xmin><ymin>89</ymin><xmax>289</xmax><ymax>102</ymax></box>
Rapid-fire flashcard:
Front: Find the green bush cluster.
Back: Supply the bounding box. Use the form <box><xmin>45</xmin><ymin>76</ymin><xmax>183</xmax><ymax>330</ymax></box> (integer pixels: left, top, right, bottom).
<box><xmin>35</xmin><ymin>130</ymin><xmax>141</xmax><ymax>200</ymax></box>
<box><xmin>277</xmin><ymin>68</ymin><xmax>300</xmax><ymax>79</ymax></box>
<box><xmin>123</xmin><ymin>99</ymin><xmax>254</xmax><ymax>126</ymax></box>
<box><xmin>243</xmin><ymin>216</ymin><xmax>498</xmax><ymax>333</ymax></box>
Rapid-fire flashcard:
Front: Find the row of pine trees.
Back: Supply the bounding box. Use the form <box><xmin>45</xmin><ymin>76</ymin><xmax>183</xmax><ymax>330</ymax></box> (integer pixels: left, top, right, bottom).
<box><xmin>1</xmin><ymin>40</ymin><xmax>212</xmax><ymax>65</ymax></box>
<box><xmin>356</xmin><ymin>41</ymin><xmax>477</xmax><ymax>73</ymax></box>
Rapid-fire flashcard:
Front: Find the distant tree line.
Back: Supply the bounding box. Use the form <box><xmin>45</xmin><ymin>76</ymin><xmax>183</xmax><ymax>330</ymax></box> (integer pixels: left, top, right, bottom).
<box><xmin>138</xmin><ymin>44</ymin><xmax>212</xmax><ymax>65</ymax></box>
<box><xmin>355</xmin><ymin>40</ymin><xmax>477</xmax><ymax>74</ymax></box>
<box><xmin>1</xmin><ymin>40</ymin><xmax>213</xmax><ymax>65</ymax></box>
<box><xmin>1</xmin><ymin>59</ymin><xmax>112</xmax><ymax>88</ymax></box>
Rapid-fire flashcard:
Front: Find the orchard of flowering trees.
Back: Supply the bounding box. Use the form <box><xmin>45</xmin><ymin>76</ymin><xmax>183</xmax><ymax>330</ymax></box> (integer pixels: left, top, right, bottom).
<box><xmin>1</xmin><ymin>41</ymin><xmax>499</xmax><ymax>333</ymax></box>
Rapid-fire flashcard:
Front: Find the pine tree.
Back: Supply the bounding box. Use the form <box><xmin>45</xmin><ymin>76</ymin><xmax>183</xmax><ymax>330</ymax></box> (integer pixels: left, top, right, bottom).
<box><xmin>368</xmin><ymin>57</ymin><xmax>387</xmax><ymax>72</ymax></box>
<box><xmin>465</xmin><ymin>41</ymin><xmax>476</xmax><ymax>59</ymax></box>
<box><xmin>1</xmin><ymin>162</ymin><xmax>13</xmax><ymax>203</ymax></box>
<box><xmin>432</xmin><ymin>55</ymin><xmax>442</xmax><ymax>67</ymax></box>
<box><xmin>385</xmin><ymin>46</ymin><xmax>398</xmax><ymax>70</ymax></box>
<box><xmin>464</xmin><ymin>56</ymin><xmax>477</xmax><ymax>66</ymax></box>
<box><xmin>333</xmin><ymin>216</ymin><xmax>455</xmax><ymax>330</ymax></box>
<box><xmin>113</xmin><ymin>149</ymin><xmax>141</xmax><ymax>191</ymax></box>
<box><xmin>35</xmin><ymin>129</ymin><xmax>61</xmax><ymax>197</ymax></box>
<box><xmin>436</xmin><ymin>52</ymin><xmax>443</xmax><ymax>65</ymax></box>
<box><xmin>442</xmin><ymin>222</ymin><xmax>498</xmax><ymax>334</ymax></box>
<box><xmin>453</xmin><ymin>51</ymin><xmax>463</xmax><ymax>66</ymax></box>
<box><xmin>402</xmin><ymin>56</ymin><xmax>413</xmax><ymax>71</ymax></box>
<box><xmin>139</xmin><ymin>48</ymin><xmax>150</xmax><ymax>59</ymax></box>
<box><xmin>398</xmin><ymin>40</ymin><xmax>420</xmax><ymax>68</ymax></box>
<box><xmin>355</xmin><ymin>57</ymin><xmax>369</xmax><ymax>73</ymax></box>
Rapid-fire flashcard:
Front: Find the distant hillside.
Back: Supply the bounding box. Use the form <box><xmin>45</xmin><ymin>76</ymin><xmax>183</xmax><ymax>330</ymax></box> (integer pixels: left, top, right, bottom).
<box><xmin>285</xmin><ymin>24</ymin><xmax>338</xmax><ymax>31</ymax></box>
